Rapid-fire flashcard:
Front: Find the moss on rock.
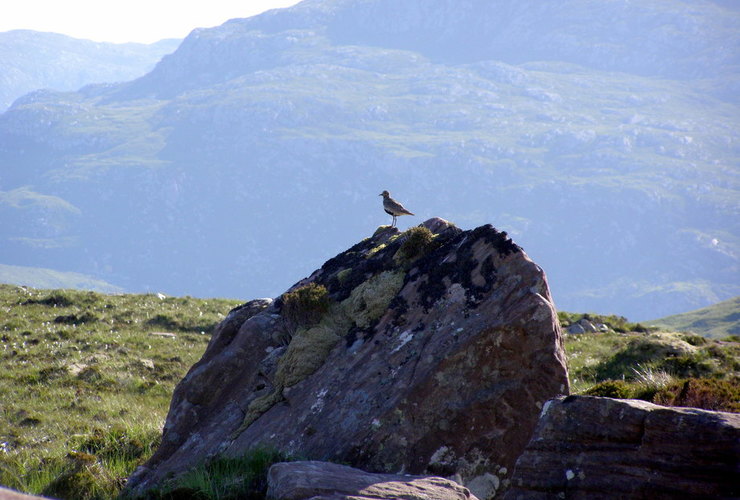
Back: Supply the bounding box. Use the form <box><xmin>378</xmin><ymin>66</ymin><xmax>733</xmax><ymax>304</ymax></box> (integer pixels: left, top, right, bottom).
<box><xmin>281</xmin><ymin>283</ymin><xmax>330</xmax><ymax>328</ymax></box>
<box><xmin>394</xmin><ymin>226</ymin><xmax>435</xmax><ymax>264</ymax></box>
<box><xmin>341</xmin><ymin>270</ymin><xmax>406</xmax><ymax>329</ymax></box>
<box><xmin>336</xmin><ymin>268</ymin><xmax>353</xmax><ymax>284</ymax></box>
<box><xmin>234</xmin><ymin>268</ymin><xmax>406</xmax><ymax>439</ymax></box>
<box><xmin>275</xmin><ymin>323</ymin><xmax>342</xmax><ymax>389</ymax></box>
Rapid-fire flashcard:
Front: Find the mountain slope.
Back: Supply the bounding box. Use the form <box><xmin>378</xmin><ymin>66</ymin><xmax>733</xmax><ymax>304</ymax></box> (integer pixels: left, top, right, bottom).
<box><xmin>0</xmin><ymin>263</ymin><xmax>123</xmax><ymax>293</ymax></box>
<box><xmin>0</xmin><ymin>0</ymin><xmax>738</xmax><ymax>320</ymax></box>
<box><xmin>0</xmin><ymin>30</ymin><xmax>180</xmax><ymax>111</ymax></box>
<box><xmin>646</xmin><ymin>296</ymin><xmax>740</xmax><ymax>339</ymax></box>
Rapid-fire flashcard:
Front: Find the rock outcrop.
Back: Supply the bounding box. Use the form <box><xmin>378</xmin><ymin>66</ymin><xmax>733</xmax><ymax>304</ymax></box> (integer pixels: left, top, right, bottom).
<box><xmin>267</xmin><ymin>460</ymin><xmax>478</xmax><ymax>500</ymax></box>
<box><xmin>125</xmin><ymin>218</ymin><xmax>569</xmax><ymax>497</ymax></box>
<box><xmin>505</xmin><ymin>395</ymin><xmax>740</xmax><ymax>499</ymax></box>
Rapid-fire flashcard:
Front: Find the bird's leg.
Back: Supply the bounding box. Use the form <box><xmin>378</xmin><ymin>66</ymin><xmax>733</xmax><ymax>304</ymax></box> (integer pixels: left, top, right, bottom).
<box><xmin>392</xmin><ymin>215</ymin><xmax>397</xmax><ymax>227</ymax></box>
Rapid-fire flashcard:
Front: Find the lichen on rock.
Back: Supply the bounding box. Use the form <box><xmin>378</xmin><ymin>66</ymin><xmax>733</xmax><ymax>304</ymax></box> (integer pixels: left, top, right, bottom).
<box><xmin>274</xmin><ymin>323</ymin><xmax>342</xmax><ymax>389</ymax></box>
<box><xmin>124</xmin><ymin>219</ymin><xmax>568</xmax><ymax>499</ymax></box>
<box><xmin>340</xmin><ymin>270</ymin><xmax>405</xmax><ymax>329</ymax></box>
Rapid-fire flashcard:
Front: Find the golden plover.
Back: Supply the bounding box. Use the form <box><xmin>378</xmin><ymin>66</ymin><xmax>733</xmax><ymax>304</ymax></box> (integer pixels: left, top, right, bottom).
<box><xmin>379</xmin><ymin>190</ymin><xmax>414</xmax><ymax>227</ymax></box>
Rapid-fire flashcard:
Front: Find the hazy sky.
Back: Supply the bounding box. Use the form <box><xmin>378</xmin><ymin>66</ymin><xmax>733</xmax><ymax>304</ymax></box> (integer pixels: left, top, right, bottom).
<box><xmin>0</xmin><ymin>0</ymin><xmax>302</xmax><ymax>44</ymax></box>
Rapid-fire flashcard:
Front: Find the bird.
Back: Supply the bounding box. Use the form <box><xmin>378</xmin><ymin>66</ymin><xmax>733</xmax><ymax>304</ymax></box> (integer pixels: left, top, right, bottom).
<box><xmin>379</xmin><ymin>190</ymin><xmax>414</xmax><ymax>227</ymax></box>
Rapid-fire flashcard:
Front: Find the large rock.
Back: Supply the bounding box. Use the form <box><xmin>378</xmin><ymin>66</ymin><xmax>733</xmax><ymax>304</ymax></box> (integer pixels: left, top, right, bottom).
<box><xmin>125</xmin><ymin>218</ymin><xmax>569</xmax><ymax>497</ymax></box>
<box><xmin>505</xmin><ymin>395</ymin><xmax>740</xmax><ymax>499</ymax></box>
<box><xmin>267</xmin><ymin>460</ymin><xmax>478</xmax><ymax>500</ymax></box>
<box><xmin>0</xmin><ymin>487</ymin><xmax>50</xmax><ymax>500</ymax></box>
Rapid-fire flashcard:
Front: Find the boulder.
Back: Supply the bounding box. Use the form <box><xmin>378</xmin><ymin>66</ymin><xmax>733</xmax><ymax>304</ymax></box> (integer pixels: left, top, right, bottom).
<box><xmin>505</xmin><ymin>395</ymin><xmax>740</xmax><ymax>499</ymax></box>
<box><xmin>0</xmin><ymin>487</ymin><xmax>50</xmax><ymax>500</ymax></box>
<box><xmin>576</xmin><ymin>318</ymin><xmax>597</xmax><ymax>333</ymax></box>
<box><xmin>566</xmin><ymin>323</ymin><xmax>585</xmax><ymax>334</ymax></box>
<box><xmin>125</xmin><ymin>219</ymin><xmax>569</xmax><ymax>498</ymax></box>
<box><xmin>266</xmin><ymin>460</ymin><xmax>478</xmax><ymax>500</ymax></box>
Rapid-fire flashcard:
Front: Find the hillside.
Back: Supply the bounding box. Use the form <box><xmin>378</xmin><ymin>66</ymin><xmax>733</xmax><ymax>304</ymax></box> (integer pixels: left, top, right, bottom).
<box><xmin>0</xmin><ymin>284</ymin><xmax>241</xmax><ymax>498</ymax></box>
<box><xmin>0</xmin><ymin>30</ymin><xmax>180</xmax><ymax>111</ymax></box>
<box><xmin>645</xmin><ymin>296</ymin><xmax>740</xmax><ymax>339</ymax></box>
<box><xmin>0</xmin><ymin>0</ymin><xmax>738</xmax><ymax>321</ymax></box>
<box><xmin>0</xmin><ymin>263</ymin><xmax>123</xmax><ymax>293</ymax></box>
<box><xmin>0</xmin><ymin>280</ymin><xmax>737</xmax><ymax>499</ymax></box>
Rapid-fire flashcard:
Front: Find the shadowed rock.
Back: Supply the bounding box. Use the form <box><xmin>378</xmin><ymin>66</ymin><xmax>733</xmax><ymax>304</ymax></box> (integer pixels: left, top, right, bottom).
<box><xmin>505</xmin><ymin>395</ymin><xmax>740</xmax><ymax>499</ymax></box>
<box><xmin>267</xmin><ymin>460</ymin><xmax>478</xmax><ymax>500</ymax></box>
<box><xmin>125</xmin><ymin>218</ymin><xmax>569</xmax><ymax>498</ymax></box>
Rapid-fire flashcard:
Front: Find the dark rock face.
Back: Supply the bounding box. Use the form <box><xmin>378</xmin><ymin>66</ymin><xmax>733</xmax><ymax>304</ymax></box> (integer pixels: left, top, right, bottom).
<box><xmin>505</xmin><ymin>395</ymin><xmax>740</xmax><ymax>499</ymax></box>
<box><xmin>267</xmin><ymin>460</ymin><xmax>478</xmax><ymax>500</ymax></box>
<box><xmin>125</xmin><ymin>219</ymin><xmax>569</xmax><ymax>497</ymax></box>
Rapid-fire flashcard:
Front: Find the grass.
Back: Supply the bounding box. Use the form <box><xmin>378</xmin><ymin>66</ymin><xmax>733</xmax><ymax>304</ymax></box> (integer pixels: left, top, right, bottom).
<box><xmin>145</xmin><ymin>447</ymin><xmax>294</xmax><ymax>500</ymax></box>
<box><xmin>565</xmin><ymin>326</ymin><xmax>739</xmax><ymax>409</ymax></box>
<box><xmin>645</xmin><ymin>296</ymin><xmax>740</xmax><ymax>339</ymax></box>
<box><xmin>0</xmin><ymin>284</ymin><xmax>241</xmax><ymax>499</ymax></box>
<box><xmin>394</xmin><ymin>226</ymin><xmax>436</xmax><ymax>264</ymax></box>
<box><xmin>280</xmin><ymin>283</ymin><xmax>330</xmax><ymax>330</ymax></box>
<box><xmin>0</xmin><ymin>285</ymin><xmax>737</xmax><ymax>499</ymax></box>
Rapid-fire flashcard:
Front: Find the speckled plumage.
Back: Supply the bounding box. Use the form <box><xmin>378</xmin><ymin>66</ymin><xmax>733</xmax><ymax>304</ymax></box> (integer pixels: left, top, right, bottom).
<box><xmin>379</xmin><ymin>190</ymin><xmax>414</xmax><ymax>227</ymax></box>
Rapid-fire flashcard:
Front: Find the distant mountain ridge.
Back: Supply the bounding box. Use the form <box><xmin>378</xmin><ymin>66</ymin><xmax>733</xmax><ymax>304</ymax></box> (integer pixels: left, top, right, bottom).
<box><xmin>0</xmin><ymin>0</ymin><xmax>738</xmax><ymax>320</ymax></box>
<box><xmin>0</xmin><ymin>263</ymin><xmax>123</xmax><ymax>293</ymax></box>
<box><xmin>0</xmin><ymin>30</ymin><xmax>180</xmax><ymax>111</ymax></box>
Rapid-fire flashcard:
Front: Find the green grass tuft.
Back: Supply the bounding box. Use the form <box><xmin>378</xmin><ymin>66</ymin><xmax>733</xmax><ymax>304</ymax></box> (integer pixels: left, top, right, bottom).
<box><xmin>583</xmin><ymin>380</ymin><xmax>633</xmax><ymax>399</ymax></box>
<box><xmin>280</xmin><ymin>283</ymin><xmax>330</xmax><ymax>329</ymax></box>
<box><xmin>148</xmin><ymin>447</ymin><xmax>293</xmax><ymax>500</ymax></box>
<box><xmin>394</xmin><ymin>226</ymin><xmax>436</xmax><ymax>263</ymax></box>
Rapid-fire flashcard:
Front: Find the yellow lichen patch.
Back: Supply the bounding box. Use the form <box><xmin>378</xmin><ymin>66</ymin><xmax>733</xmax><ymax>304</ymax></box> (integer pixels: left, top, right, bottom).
<box><xmin>341</xmin><ymin>270</ymin><xmax>405</xmax><ymax>328</ymax></box>
<box><xmin>274</xmin><ymin>322</ymin><xmax>342</xmax><ymax>389</ymax></box>
<box><xmin>233</xmin><ymin>270</ymin><xmax>406</xmax><ymax>438</ymax></box>
<box><xmin>233</xmin><ymin>389</ymin><xmax>285</xmax><ymax>438</ymax></box>
<box><xmin>366</xmin><ymin>243</ymin><xmax>387</xmax><ymax>258</ymax></box>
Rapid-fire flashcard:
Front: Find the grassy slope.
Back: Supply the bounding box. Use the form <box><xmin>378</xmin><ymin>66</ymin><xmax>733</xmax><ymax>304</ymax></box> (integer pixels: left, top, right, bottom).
<box><xmin>644</xmin><ymin>296</ymin><xmax>740</xmax><ymax>339</ymax></box>
<box><xmin>0</xmin><ymin>284</ymin><xmax>241</xmax><ymax>499</ymax></box>
<box><xmin>0</xmin><ymin>286</ymin><xmax>737</xmax><ymax>499</ymax></box>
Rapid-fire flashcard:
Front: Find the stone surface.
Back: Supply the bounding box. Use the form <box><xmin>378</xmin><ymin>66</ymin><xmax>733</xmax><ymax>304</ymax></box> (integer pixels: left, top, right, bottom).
<box><xmin>566</xmin><ymin>323</ymin><xmax>585</xmax><ymax>334</ymax></box>
<box><xmin>576</xmin><ymin>318</ymin><xmax>596</xmax><ymax>333</ymax></box>
<box><xmin>267</xmin><ymin>460</ymin><xmax>478</xmax><ymax>500</ymax></box>
<box><xmin>505</xmin><ymin>395</ymin><xmax>740</xmax><ymax>499</ymax></box>
<box><xmin>0</xmin><ymin>487</ymin><xmax>50</xmax><ymax>500</ymax></box>
<box><xmin>125</xmin><ymin>219</ymin><xmax>569</xmax><ymax>497</ymax></box>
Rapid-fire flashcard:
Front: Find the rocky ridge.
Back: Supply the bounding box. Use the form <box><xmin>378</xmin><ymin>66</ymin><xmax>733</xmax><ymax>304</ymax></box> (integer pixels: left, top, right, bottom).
<box><xmin>124</xmin><ymin>218</ymin><xmax>569</xmax><ymax>498</ymax></box>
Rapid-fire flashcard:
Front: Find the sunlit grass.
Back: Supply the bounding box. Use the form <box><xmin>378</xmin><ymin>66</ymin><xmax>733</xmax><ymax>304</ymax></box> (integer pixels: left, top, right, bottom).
<box><xmin>1</xmin><ymin>284</ymin><xmax>737</xmax><ymax>499</ymax></box>
<box><xmin>0</xmin><ymin>284</ymin><xmax>241</xmax><ymax>499</ymax></box>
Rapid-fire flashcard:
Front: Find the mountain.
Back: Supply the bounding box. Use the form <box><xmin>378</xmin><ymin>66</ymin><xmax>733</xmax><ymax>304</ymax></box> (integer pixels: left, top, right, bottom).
<box><xmin>0</xmin><ymin>263</ymin><xmax>123</xmax><ymax>293</ymax></box>
<box><xmin>646</xmin><ymin>296</ymin><xmax>740</xmax><ymax>339</ymax></box>
<box><xmin>0</xmin><ymin>0</ymin><xmax>738</xmax><ymax>320</ymax></box>
<box><xmin>0</xmin><ymin>30</ymin><xmax>180</xmax><ymax>111</ymax></box>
